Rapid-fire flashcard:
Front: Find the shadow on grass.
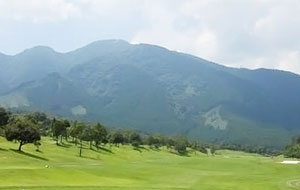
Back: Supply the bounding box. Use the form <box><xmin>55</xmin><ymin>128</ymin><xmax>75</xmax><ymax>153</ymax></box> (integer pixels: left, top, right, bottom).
<box><xmin>170</xmin><ymin>150</ymin><xmax>191</xmax><ymax>157</ymax></box>
<box><xmin>35</xmin><ymin>149</ymin><xmax>44</xmax><ymax>153</ymax></box>
<box><xmin>133</xmin><ymin>146</ymin><xmax>142</xmax><ymax>152</ymax></box>
<box><xmin>57</xmin><ymin>142</ymin><xmax>72</xmax><ymax>148</ymax></box>
<box><xmin>79</xmin><ymin>155</ymin><xmax>100</xmax><ymax>161</ymax></box>
<box><xmin>149</xmin><ymin>147</ymin><xmax>161</xmax><ymax>152</ymax></box>
<box><xmin>133</xmin><ymin>145</ymin><xmax>150</xmax><ymax>153</ymax></box>
<box><xmin>90</xmin><ymin>146</ymin><xmax>114</xmax><ymax>154</ymax></box>
<box><xmin>0</xmin><ymin>147</ymin><xmax>8</xmax><ymax>151</ymax></box>
<box><xmin>10</xmin><ymin>149</ymin><xmax>49</xmax><ymax>161</ymax></box>
<box><xmin>98</xmin><ymin>146</ymin><xmax>114</xmax><ymax>154</ymax></box>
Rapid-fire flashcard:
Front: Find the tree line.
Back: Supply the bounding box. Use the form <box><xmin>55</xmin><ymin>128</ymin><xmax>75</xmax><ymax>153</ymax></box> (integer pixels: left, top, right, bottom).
<box><xmin>0</xmin><ymin>107</ymin><xmax>203</xmax><ymax>155</ymax></box>
<box><xmin>284</xmin><ymin>136</ymin><xmax>300</xmax><ymax>158</ymax></box>
<box><xmin>0</xmin><ymin>107</ymin><xmax>284</xmax><ymax>157</ymax></box>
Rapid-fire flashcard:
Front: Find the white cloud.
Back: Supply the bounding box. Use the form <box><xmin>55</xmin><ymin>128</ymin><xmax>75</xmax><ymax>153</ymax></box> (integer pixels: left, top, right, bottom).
<box><xmin>0</xmin><ymin>0</ymin><xmax>81</xmax><ymax>23</ymax></box>
<box><xmin>277</xmin><ymin>51</ymin><xmax>300</xmax><ymax>74</ymax></box>
<box><xmin>228</xmin><ymin>51</ymin><xmax>300</xmax><ymax>75</ymax></box>
<box><xmin>0</xmin><ymin>0</ymin><xmax>300</xmax><ymax>74</ymax></box>
<box><xmin>131</xmin><ymin>0</ymin><xmax>300</xmax><ymax>74</ymax></box>
<box><xmin>131</xmin><ymin>0</ymin><xmax>220</xmax><ymax>60</ymax></box>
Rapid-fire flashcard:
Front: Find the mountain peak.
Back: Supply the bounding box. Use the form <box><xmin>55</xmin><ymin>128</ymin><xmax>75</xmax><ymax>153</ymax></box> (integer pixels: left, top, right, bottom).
<box><xmin>80</xmin><ymin>39</ymin><xmax>131</xmax><ymax>50</ymax></box>
<box><xmin>19</xmin><ymin>46</ymin><xmax>57</xmax><ymax>56</ymax></box>
<box><xmin>66</xmin><ymin>39</ymin><xmax>132</xmax><ymax>59</ymax></box>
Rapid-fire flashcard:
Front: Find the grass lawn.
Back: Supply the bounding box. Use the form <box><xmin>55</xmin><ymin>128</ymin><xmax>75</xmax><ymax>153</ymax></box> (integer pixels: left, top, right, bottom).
<box><xmin>0</xmin><ymin>137</ymin><xmax>300</xmax><ymax>190</ymax></box>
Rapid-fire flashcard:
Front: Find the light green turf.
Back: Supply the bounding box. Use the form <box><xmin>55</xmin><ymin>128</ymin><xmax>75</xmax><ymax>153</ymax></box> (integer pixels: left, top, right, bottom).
<box><xmin>0</xmin><ymin>137</ymin><xmax>300</xmax><ymax>190</ymax></box>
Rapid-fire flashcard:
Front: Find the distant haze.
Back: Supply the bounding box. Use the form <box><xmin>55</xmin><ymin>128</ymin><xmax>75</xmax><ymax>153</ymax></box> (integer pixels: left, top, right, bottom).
<box><xmin>0</xmin><ymin>0</ymin><xmax>300</xmax><ymax>74</ymax></box>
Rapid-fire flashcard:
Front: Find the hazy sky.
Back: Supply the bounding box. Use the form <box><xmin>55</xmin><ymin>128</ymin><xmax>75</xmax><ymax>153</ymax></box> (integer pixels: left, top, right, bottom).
<box><xmin>0</xmin><ymin>0</ymin><xmax>300</xmax><ymax>74</ymax></box>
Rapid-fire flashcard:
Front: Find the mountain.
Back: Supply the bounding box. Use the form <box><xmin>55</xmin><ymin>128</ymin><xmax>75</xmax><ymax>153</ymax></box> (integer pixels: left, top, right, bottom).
<box><xmin>0</xmin><ymin>40</ymin><xmax>300</xmax><ymax>148</ymax></box>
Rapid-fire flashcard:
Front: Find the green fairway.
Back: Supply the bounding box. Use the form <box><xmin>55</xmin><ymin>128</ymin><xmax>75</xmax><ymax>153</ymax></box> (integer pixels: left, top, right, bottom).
<box><xmin>0</xmin><ymin>137</ymin><xmax>300</xmax><ymax>190</ymax></box>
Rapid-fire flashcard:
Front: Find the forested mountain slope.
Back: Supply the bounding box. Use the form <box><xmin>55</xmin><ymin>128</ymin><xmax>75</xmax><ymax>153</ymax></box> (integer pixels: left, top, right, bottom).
<box><xmin>1</xmin><ymin>40</ymin><xmax>299</xmax><ymax>147</ymax></box>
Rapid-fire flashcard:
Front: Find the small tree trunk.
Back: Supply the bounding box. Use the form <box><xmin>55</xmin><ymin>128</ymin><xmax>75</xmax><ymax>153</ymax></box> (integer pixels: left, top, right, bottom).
<box><xmin>79</xmin><ymin>140</ymin><xmax>82</xmax><ymax>157</ymax></box>
<box><xmin>18</xmin><ymin>141</ymin><xmax>23</xmax><ymax>151</ymax></box>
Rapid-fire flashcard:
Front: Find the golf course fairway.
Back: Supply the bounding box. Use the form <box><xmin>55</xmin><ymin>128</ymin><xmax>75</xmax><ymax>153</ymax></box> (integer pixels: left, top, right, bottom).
<box><xmin>0</xmin><ymin>137</ymin><xmax>300</xmax><ymax>190</ymax></box>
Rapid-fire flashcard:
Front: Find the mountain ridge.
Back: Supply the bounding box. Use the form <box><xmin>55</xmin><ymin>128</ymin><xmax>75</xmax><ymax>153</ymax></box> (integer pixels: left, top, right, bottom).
<box><xmin>0</xmin><ymin>40</ymin><xmax>299</xmax><ymax>148</ymax></box>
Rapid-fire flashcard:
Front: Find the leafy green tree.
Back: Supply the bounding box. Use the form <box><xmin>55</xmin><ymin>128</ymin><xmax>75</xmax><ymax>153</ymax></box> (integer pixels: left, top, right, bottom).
<box><xmin>51</xmin><ymin>118</ymin><xmax>66</xmax><ymax>144</ymax></box>
<box><xmin>25</xmin><ymin>112</ymin><xmax>47</xmax><ymax>123</ymax></box>
<box><xmin>166</xmin><ymin>137</ymin><xmax>175</xmax><ymax>150</ymax></box>
<box><xmin>108</xmin><ymin>131</ymin><xmax>125</xmax><ymax>147</ymax></box>
<box><xmin>146</xmin><ymin>135</ymin><xmax>160</xmax><ymax>148</ymax></box>
<box><xmin>81</xmin><ymin>125</ymin><xmax>94</xmax><ymax>149</ymax></box>
<box><xmin>71</xmin><ymin>122</ymin><xmax>86</xmax><ymax>157</ymax></box>
<box><xmin>129</xmin><ymin>132</ymin><xmax>142</xmax><ymax>148</ymax></box>
<box><xmin>69</xmin><ymin>120</ymin><xmax>78</xmax><ymax>143</ymax></box>
<box><xmin>174</xmin><ymin>137</ymin><xmax>188</xmax><ymax>155</ymax></box>
<box><xmin>284</xmin><ymin>135</ymin><xmax>300</xmax><ymax>158</ymax></box>
<box><xmin>0</xmin><ymin>107</ymin><xmax>10</xmax><ymax>130</ymax></box>
<box><xmin>92</xmin><ymin>123</ymin><xmax>107</xmax><ymax>149</ymax></box>
<box><xmin>285</xmin><ymin>144</ymin><xmax>300</xmax><ymax>158</ymax></box>
<box><xmin>5</xmin><ymin>116</ymin><xmax>41</xmax><ymax>151</ymax></box>
<box><xmin>25</xmin><ymin>112</ymin><xmax>52</xmax><ymax>135</ymax></box>
<box><xmin>63</xmin><ymin>119</ymin><xmax>71</xmax><ymax>141</ymax></box>
<box><xmin>191</xmin><ymin>141</ymin><xmax>207</xmax><ymax>154</ymax></box>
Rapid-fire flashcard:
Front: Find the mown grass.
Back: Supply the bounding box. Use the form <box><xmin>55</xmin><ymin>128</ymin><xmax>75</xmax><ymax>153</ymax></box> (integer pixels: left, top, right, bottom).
<box><xmin>0</xmin><ymin>137</ymin><xmax>300</xmax><ymax>190</ymax></box>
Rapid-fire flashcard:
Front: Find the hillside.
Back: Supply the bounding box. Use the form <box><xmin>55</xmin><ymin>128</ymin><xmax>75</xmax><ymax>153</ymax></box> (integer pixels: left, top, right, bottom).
<box><xmin>0</xmin><ymin>40</ymin><xmax>300</xmax><ymax>147</ymax></box>
<box><xmin>0</xmin><ymin>137</ymin><xmax>300</xmax><ymax>190</ymax></box>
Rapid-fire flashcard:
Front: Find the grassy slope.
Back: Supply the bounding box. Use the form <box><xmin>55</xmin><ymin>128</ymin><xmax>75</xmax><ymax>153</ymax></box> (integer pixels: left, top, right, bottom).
<box><xmin>0</xmin><ymin>137</ymin><xmax>300</xmax><ymax>190</ymax></box>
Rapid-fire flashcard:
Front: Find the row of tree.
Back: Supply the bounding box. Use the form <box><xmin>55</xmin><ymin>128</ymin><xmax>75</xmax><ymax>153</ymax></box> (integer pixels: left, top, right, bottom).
<box><xmin>0</xmin><ymin>107</ymin><xmax>198</xmax><ymax>155</ymax></box>
<box><xmin>52</xmin><ymin>118</ymin><xmax>205</xmax><ymax>156</ymax></box>
<box><xmin>217</xmin><ymin>143</ymin><xmax>281</xmax><ymax>156</ymax></box>
<box><xmin>0</xmin><ymin>107</ymin><xmax>285</xmax><ymax>157</ymax></box>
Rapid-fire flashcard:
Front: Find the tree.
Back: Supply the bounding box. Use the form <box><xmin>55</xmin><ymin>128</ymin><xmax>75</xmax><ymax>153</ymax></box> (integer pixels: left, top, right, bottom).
<box><xmin>70</xmin><ymin>122</ymin><xmax>86</xmax><ymax>157</ymax></box>
<box><xmin>25</xmin><ymin>112</ymin><xmax>52</xmax><ymax>136</ymax></box>
<box><xmin>69</xmin><ymin>121</ymin><xmax>85</xmax><ymax>145</ymax></box>
<box><xmin>108</xmin><ymin>131</ymin><xmax>124</xmax><ymax>147</ymax></box>
<box><xmin>92</xmin><ymin>123</ymin><xmax>107</xmax><ymax>149</ymax></box>
<box><xmin>81</xmin><ymin>125</ymin><xmax>94</xmax><ymax>149</ymax></box>
<box><xmin>5</xmin><ymin>116</ymin><xmax>41</xmax><ymax>151</ymax></box>
<box><xmin>69</xmin><ymin>120</ymin><xmax>78</xmax><ymax>144</ymax></box>
<box><xmin>146</xmin><ymin>135</ymin><xmax>160</xmax><ymax>148</ymax></box>
<box><xmin>175</xmin><ymin>143</ymin><xmax>187</xmax><ymax>155</ymax></box>
<box><xmin>63</xmin><ymin>119</ymin><xmax>71</xmax><ymax>141</ymax></box>
<box><xmin>25</xmin><ymin>112</ymin><xmax>47</xmax><ymax>123</ymax></box>
<box><xmin>191</xmin><ymin>141</ymin><xmax>208</xmax><ymax>155</ymax></box>
<box><xmin>284</xmin><ymin>135</ymin><xmax>300</xmax><ymax>158</ymax></box>
<box><xmin>129</xmin><ymin>132</ymin><xmax>142</xmax><ymax>148</ymax></box>
<box><xmin>0</xmin><ymin>107</ymin><xmax>10</xmax><ymax>129</ymax></box>
<box><xmin>166</xmin><ymin>137</ymin><xmax>175</xmax><ymax>150</ymax></box>
<box><xmin>51</xmin><ymin>118</ymin><xmax>67</xmax><ymax>144</ymax></box>
<box><xmin>174</xmin><ymin>137</ymin><xmax>188</xmax><ymax>155</ymax></box>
